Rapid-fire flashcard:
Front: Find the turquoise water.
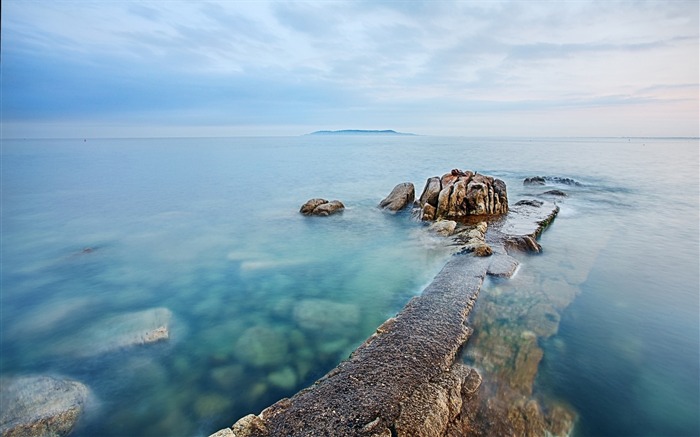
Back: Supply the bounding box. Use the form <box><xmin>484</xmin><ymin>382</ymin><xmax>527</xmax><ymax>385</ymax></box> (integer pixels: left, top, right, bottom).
<box><xmin>1</xmin><ymin>136</ymin><xmax>698</xmax><ymax>436</ymax></box>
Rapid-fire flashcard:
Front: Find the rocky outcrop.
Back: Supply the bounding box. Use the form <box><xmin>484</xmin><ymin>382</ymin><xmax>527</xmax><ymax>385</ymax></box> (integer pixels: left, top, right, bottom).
<box><xmin>0</xmin><ymin>375</ymin><xmax>89</xmax><ymax>437</ymax></box>
<box><xmin>418</xmin><ymin>170</ymin><xmax>508</xmax><ymax>221</ymax></box>
<box><xmin>378</xmin><ymin>182</ymin><xmax>415</xmax><ymax>212</ymax></box>
<box><xmin>300</xmin><ymin>199</ymin><xmax>345</xmax><ymax>216</ymax></box>
<box><xmin>524</xmin><ymin>176</ymin><xmax>582</xmax><ymax>186</ymax></box>
<box><xmin>210</xmin><ymin>199</ymin><xmax>565</xmax><ymax>437</ymax></box>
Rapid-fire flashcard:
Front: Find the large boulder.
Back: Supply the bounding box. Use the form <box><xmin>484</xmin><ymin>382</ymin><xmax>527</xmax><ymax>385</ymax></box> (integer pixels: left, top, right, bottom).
<box><xmin>379</xmin><ymin>182</ymin><xmax>415</xmax><ymax>212</ymax></box>
<box><xmin>418</xmin><ymin>170</ymin><xmax>508</xmax><ymax>220</ymax></box>
<box><xmin>300</xmin><ymin>199</ymin><xmax>345</xmax><ymax>216</ymax></box>
<box><xmin>0</xmin><ymin>375</ymin><xmax>90</xmax><ymax>437</ymax></box>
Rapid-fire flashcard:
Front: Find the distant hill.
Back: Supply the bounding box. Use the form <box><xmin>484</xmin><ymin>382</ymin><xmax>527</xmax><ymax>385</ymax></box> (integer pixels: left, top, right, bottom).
<box><xmin>307</xmin><ymin>129</ymin><xmax>416</xmax><ymax>136</ymax></box>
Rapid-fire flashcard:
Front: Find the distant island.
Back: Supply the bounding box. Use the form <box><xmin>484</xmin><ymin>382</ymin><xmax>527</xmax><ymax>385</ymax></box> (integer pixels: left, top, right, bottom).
<box><xmin>307</xmin><ymin>129</ymin><xmax>416</xmax><ymax>136</ymax></box>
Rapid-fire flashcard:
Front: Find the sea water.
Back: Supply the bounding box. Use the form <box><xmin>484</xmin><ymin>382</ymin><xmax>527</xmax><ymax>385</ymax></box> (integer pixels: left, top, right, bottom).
<box><xmin>1</xmin><ymin>136</ymin><xmax>697</xmax><ymax>436</ymax></box>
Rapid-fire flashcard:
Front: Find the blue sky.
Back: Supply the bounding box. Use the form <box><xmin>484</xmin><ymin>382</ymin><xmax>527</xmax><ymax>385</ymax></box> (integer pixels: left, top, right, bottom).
<box><xmin>1</xmin><ymin>0</ymin><xmax>698</xmax><ymax>138</ymax></box>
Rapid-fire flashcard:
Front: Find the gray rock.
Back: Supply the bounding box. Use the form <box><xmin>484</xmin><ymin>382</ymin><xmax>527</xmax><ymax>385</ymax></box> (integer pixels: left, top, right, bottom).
<box><xmin>0</xmin><ymin>375</ymin><xmax>89</xmax><ymax>437</ymax></box>
<box><xmin>234</xmin><ymin>326</ymin><xmax>289</xmax><ymax>368</ymax></box>
<box><xmin>48</xmin><ymin>307</ymin><xmax>172</xmax><ymax>358</ymax></box>
<box><xmin>379</xmin><ymin>182</ymin><xmax>415</xmax><ymax>212</ymax></box>
<box><xmin>293</xmin><ymin>299</ymin><xmax>360</xmax><ymax>335</ymax></box>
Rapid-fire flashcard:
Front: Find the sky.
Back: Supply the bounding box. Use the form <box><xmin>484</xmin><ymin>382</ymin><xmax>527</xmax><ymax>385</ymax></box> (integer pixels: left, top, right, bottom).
<box><xmin>1</xmin><ymin>0</ymin><xmax>698</xmax><ymax>138</ymax></box>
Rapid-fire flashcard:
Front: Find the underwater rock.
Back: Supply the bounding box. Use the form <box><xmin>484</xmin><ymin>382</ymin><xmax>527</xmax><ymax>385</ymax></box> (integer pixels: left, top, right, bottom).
<box><xmin>379</xmin><ymin>182</ymin><xmax>415</xmax><ymax>212</ymax></box>
<box><xmin>293</xmin><ymin>299</ymin><xmax>360</xmax><ymax>335</ymax></box>
<box><xmin>234</xmin><ymin>326</ymin><xmax>289</xmax><ymax>368</ymax></box>
<box><xmin>267</xmin><ymin>367</ymin><xmax>298</xmax><ymax>390</ymax></box>
<box><xmin>48</xmin><ymin>307</ymin><xmax>172</xmax><ymax>358</ymax></box>
<box><xmin>0</xmin><ymin>375</ymin><xmax>89</xmax><ymax>437</ymax></box>
<box><xmin>543</xmin><ymin>189</ymin><xmax>567</xmax><ymax>197</ymax></box>
<box><xmin>300</xmin><ymin>198</ymin><xmax>345</xmax><ymax>216</ymax></box>
<box><xmin>418</xmin><ymin>170</ymin><xmax>508</xmax><ymax>220</ymax></box>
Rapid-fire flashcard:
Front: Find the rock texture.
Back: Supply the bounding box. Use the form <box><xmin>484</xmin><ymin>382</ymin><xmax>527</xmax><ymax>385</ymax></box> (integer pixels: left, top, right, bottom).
<box><xmin>0</xmin><ymin>375</ymin><xmax>89</xmax><ymax>437</ymax></box>
<box><xmin>418</xmin><ymin>170</ymin><xmax>508</xmax><ymax>221</ymax></box>
<box><xmin>300</xmin><ymin>199</ymin><xmax>345</xmax><ymax>216</ymax></box>
<box><xmin>378</xmin><ymin>183</ymin><xmax>415</xmax><ymax>212</ymax></box>
<box><xmin>210</xmin><ymin>199</ymin><xmax>566</xmax><ymax>437</ymax></box>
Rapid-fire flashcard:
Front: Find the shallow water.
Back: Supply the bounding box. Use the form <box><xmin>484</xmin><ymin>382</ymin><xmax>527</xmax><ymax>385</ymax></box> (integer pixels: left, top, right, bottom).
<box><xmin>1</xmin><ymin>136</ymin><xmax>698</xmax><ymax>436</ymax></box>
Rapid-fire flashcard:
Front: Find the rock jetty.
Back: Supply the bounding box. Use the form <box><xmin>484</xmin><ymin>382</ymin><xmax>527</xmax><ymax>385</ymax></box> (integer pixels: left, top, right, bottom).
<box><xmin>210</xmin><ymin>192</ymin><xmax>567</xmax><ymax>437</ymax></box>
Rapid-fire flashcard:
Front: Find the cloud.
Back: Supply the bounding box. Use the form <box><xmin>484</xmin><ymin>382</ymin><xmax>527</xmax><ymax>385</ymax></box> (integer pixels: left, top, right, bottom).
<box><xmin>1</xmin><ymin>0</ymin><xmax>698</xmax><ymax>137</ymax></box>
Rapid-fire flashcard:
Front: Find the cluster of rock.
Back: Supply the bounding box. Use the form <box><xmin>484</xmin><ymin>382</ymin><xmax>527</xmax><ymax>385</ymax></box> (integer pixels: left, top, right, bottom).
<box><xmin>416</xmin><ymin>169</ymin><xmax>508</xmax><ymax>221</ymax></box>
<box><xmin>211</xmin><ymin>192</ymin><xmax>570</xmax><ymax>437</ymax></box>
<box><xmin>299</xmin><ymin>198</ymin><xmax>345</xmax><ymax>216</ymax></box>
<box><xmin>3</xmin><ymin>304</ymin><xmax>173</xmax><ymax>436</ymax></box>
<box><xmin>523</xmin><ymin>176</ymin><xmax>582</xmax><ymax>186</ymax></box>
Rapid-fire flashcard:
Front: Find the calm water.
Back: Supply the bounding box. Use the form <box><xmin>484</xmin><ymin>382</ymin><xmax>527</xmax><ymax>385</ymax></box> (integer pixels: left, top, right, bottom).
<box><xmin>1</xmin><ymin>136</ymin><xmax>698</xmax><ymax>436</ymax></box>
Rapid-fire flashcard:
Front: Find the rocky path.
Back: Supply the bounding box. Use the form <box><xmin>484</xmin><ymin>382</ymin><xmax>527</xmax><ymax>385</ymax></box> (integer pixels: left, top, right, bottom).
<box><xmin>211</xmin><ymin>199</ymin><xmax>562</xmax><ymax>437</ymax></box>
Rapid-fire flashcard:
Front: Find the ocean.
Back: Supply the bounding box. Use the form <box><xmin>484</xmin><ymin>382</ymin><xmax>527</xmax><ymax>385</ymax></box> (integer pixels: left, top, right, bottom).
<box><xmin>1</xmin><ymin>136</ymin><xmax>698</xmax><ymax>436</ymax></box>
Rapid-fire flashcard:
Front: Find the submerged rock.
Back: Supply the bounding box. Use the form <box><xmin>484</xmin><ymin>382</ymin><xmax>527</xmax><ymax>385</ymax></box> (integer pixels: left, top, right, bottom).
<box><xmin>293</xmin><ymin>299</ymin><xmax>360</xmax><ymax>335</ymax></box>
<box><xmin>48</xmin><ymin>307</ymin><xmax>172</xmax><ymax>358</ymax></box>
<box><xmin>379</xmin><ymin>182</ymin><xmax>415</xmax><ymax>212</ymax></box>
<box><xmin>524</xmin><ymin>176</ymin><xmax>583</xmax><ymax>186</ymax></box>
<box><xmin>0</xmin><ymin>375</ymin><xmax>89</xmax><ymax>437</ymax></box>
<box><xmin>234</xmin><ymin>326</ymin><xmax>289</xmax><ymax>368</ymax></box>
<box><xmin>300</xmin><ymin>198</ymin><xmax>345</xmax><ymax>216</ymax></box>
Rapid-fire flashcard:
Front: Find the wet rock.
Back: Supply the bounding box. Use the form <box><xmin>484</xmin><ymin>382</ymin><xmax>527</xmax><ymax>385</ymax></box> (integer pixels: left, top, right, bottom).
<box><xmin>543</xmin><ymin>189</ymin><xmax>567</xmax><ymax>197</ymax></box>
<box><xmin>487</xmin><ymin>255</ymin><xmax>520</xmax><ymax>278</ymax></box>
<box><xmin>428</xmin><ymin>220</ymin><xmax>457</xmax><ymax>236</ymax></box>
<box><xmin>234</xmin><ymin>326</ymin><xmax>289</xmax><ymax>368</ymax></box>
<box><xmin>524</xmin><ymin>176</ymin><xmax>582</xmax><ymax>186</ymax></box>
<box><xmin>300</xmin><ymin>198</ymin><xmax>345</xmax><ymax>216</ymax></box>
<box><xmin>293</xmin><ymin>299</ymin><xmax>360</xmax><ymax>335</ymax></box>
<box><xmin>0</xmin><ymin>375</ymin><xmax>89</xmax><ymax>437</ymax></box>
<box><xmin>379</xmin><ymin>182</ymin><xmax>415</xmax><ymax>212</ymax></box>
<box><xmin>418</xmin><ymin>170</ymin><xmax>508</xmax><ymax>220</ymax></box>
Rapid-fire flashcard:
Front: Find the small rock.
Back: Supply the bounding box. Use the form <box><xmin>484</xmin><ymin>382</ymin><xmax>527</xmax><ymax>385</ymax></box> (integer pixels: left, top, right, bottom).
<box><xmin>300</xmin><ymin>198</ymin><xmax>344</xmax><ymax>216</ymax></box>
<box><xmin>428</xmin><ymin>220</ymin><xmax>457</xmax><ymax>236</ymax></box>
<box><xmin>543</xmin><ymin>189</ymin><xmax>567</xmax><ymax>197</ymax></box>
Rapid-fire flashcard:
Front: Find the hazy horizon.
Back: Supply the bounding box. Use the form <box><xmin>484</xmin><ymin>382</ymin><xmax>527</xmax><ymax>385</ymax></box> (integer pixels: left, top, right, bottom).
<box><xmin>2</xmin><ymin>1</ymin><xmax>698</xmax><ymax>139</ymax></box>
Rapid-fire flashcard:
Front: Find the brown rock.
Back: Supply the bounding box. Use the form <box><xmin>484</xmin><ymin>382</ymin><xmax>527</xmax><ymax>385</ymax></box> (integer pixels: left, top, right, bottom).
<box><xmin>300</xmin><ymin>198</ymin><xmax>344</xmax><ymax>216</ymax></box>
<box><xmin>379</xmin><ymin>182</ymin><xmax>415</xmax><ymax>212</ymax></box>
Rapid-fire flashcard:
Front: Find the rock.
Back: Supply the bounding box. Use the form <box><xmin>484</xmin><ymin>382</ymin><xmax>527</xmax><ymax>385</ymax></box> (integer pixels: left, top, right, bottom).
<box><xmin>267</xmin><ymin>367</ymin><xmax>298</xmax><ymax>390</ymax></box>
<box><xmin>48</xmin><ymin>307</ymin><xmax>172</xmax><ymax>358</ymax></box>
<box><xmin>428</xmin><ymin>220</ymin><xmax>457</xmax><ymax>236</ymax></box>
<box><xmin>379</xmin><ymin>182</ymin><xmax>415</xmax><ymax>212</ymax></box>
<box><xmin>420</xmin><ymin>203</ymin><xmax>436</xmax><ymax>221</ymax></box>
<box><xmin>543</xmin><ymin>189</ymin><xmax>567</xmax><ymax>197</ymax></box>
<box><xmin>300</xmin><ymin>198</ymin><xmax>345</xmax><ymax>216</ymax></box>
<box><xmin>209</xmin><ymin>428</ymin><xmax>235</xmax><ymax>437</ymax></box>
<box><xmin>418</xmin><ymin>177</ymin><xmax>441</xmax><ymax>208</ymax></box>
<box><xmin>194</xmin><ymin>393</ymin><xmax>233</xmax><ymax>419</ymax></box>
<box><xmin>524</xmin><ymin>176</ymin><xmax>582</xmax><ymax>186</ymax></box>
<box><xmin>293</xmin><ymin>299</ymin><xmax>360</xmax><ymax>335</ymax></box>
<box><xmin>0</xmin><ymin>375</ymin><xmax>89</xmax><ymax>437</ymax></box>
<box><xmin>234</xmin><ymin>326</ymin><xmax>289</xmax><ymax>368</ymax></box>
<box><xmin>523</xmin><ymin>176</ymin><xmax>546</xmax><ymax>185</ymax></box>
<box><xmin>418</xmin><ymin>170</ymin><xmax>508</xmax><ymax>220</ymax></box>
<box><xmin>487</xmin><ymin>255</ymin><xmax>520</xmax><ymax>278</ymax></box>
<box><xmin>231</xmin><ymin>414</ymin><xmax>268</xmax><ymax>437</ymax></box>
